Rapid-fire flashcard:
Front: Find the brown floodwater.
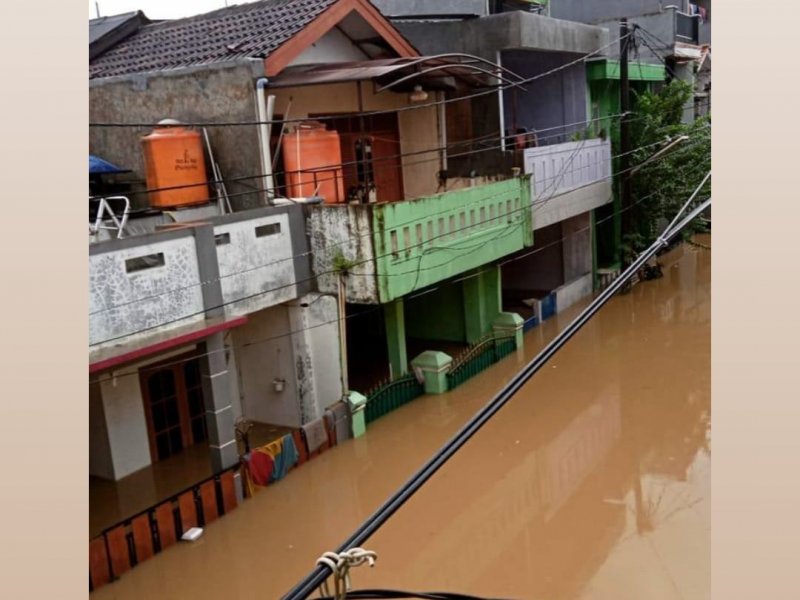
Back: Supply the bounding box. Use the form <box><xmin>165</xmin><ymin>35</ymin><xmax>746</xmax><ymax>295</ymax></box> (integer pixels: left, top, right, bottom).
<box><xmin>92</xmin><ymin>237</ymin><xmax>710</xmax><ymax>600</ymax></box>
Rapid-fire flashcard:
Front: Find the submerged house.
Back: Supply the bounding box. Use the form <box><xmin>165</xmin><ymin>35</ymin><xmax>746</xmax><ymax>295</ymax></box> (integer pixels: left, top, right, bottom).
<box><xmin>374</xmin><ymin>1</ymin><xmax>649</xmax><ymax>319</ymax></box>
<box><xmin>88</xmin><ymin>0</ymin><xmax>534</xmax><ymax>547</ymax></box>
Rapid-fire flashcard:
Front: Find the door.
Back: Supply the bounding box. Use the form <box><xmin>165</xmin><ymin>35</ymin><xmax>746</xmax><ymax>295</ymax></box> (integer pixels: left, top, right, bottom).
<box><xmin>140</xmin><ymin>353</ymin><xmax>208</xmax><ymax>463</ymax></box>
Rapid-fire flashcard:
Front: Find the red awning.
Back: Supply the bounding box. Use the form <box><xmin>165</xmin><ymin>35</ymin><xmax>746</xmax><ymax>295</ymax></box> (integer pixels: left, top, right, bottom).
<box><xmin>89</xmin><ymin>315</ymin><xmax>247</xmax><ymax>374</ymax></box>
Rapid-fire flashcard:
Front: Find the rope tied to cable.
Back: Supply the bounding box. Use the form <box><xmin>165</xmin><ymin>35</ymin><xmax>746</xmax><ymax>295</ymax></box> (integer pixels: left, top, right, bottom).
<box><xmin>316</xmin><ymin>548</ymin><xmax>378</xmax><ymax>600</ymax></box>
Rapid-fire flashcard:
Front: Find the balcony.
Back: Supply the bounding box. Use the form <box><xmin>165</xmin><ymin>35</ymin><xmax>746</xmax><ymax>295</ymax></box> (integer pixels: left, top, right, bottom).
<box><xmin>310</xmin><ymin>177</ymin><xmax>533</xmax><ymax>305</ymax></box>
<box><xmin>523</xmin><ymin>138</ymin><xmax>612</xmax><ymax>230</ymax></box>
<box><xmin>89</xmin><ymin>205</ymin><xmax>311</xmax><ymax>363</ymax></box>
<box><xmin>675</xmin><ymin>10</ymin><xmax>700</xmax><ymax>46</ymax></box>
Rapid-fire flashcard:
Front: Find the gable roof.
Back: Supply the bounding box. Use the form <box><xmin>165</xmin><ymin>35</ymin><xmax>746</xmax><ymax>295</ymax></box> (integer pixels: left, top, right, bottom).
<box><xmin>89</xmin><ymin>0</ymin><xmax>417</xmax><ymax>80</ymax></box>
<box><xmin>89</xmin><ymin>10</ymin><xmax>150</xmax><ymax>60</ymax></box>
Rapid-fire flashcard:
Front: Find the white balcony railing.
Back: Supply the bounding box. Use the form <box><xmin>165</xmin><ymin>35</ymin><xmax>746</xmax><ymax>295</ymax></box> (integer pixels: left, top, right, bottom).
<box><xmin>523</xmin><ymin>138</ymin><xmax>613</xmax><ymax>229</ymax></box>
<box><xmin>523</xmin><ymin>138</ymin><xmax>612</xmax><ymax>200</ymax></box>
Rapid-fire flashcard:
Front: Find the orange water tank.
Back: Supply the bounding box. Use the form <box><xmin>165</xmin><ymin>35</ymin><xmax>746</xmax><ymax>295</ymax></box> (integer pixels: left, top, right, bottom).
<box><xmin>282</xmin><ymin>122</ymin><xmax>345</xmax><ymax>204</ymax></box>
<box><xmin>141</xmin><ymin>119</ymin><xmax>209</xmax><ymax>209</ymax></box>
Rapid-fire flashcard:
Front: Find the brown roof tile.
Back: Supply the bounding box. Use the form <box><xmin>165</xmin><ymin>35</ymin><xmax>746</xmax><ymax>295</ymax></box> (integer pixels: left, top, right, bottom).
<box><xmin>89</xmin><ymin>0</ymin><xmax>338</xmax><ymax>79</ymax></box>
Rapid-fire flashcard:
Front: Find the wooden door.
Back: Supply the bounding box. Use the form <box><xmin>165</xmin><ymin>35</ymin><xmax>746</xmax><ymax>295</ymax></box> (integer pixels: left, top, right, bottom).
<box><xmin>141</xmin><ymin>354</ymin><xmax>207</xmax><ymax>463</ymax></box>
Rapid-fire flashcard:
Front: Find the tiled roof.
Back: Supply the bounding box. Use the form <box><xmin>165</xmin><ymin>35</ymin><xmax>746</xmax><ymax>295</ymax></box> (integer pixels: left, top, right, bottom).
<box><xmin>89</xmin><ymin>0</ymin><xmax>338</xmax><ymax>80</ymax></box>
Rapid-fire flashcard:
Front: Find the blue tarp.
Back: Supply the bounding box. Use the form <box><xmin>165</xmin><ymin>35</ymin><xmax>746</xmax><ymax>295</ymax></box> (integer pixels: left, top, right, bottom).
<box><xmin>89</xmin><ymin>155</ymin><xmax>128</xmax><ymax>175</ymax></box>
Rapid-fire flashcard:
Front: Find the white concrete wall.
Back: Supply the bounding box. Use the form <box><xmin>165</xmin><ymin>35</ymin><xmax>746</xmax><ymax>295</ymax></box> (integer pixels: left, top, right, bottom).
<box><xmin>89</xmin><ymin>235</ymin><xmax>205</xmax><ymax>348</ymax></box>
<box><xmin>562</xmin><ymin>211</ymin><xmax>593</xmax><ymax>282</ymax></box>
<box><xmin>289</xmin><ymin>28</ymin><xmax>369</xmax><ymax>67</ymax></box>
<box><xmin>99</xmin><ymin>370</ymin><xmax>151</xmax><ymax>480</ymax></box>
<box><xmin>288</xmin><ymin>294</ymin><xmax>343</xmax><ymax>423</ymax></box>
<box><xmin>234</xmin><ymin>297</ymin><xmax>343</xmax><ymax>427</ymax></box>
<box><xmin>234</xmin><ymin>306</ymin><xmax>300</xmax><ymax>427</ymax></box>
<box><xmin>94</xmin><ymin>344</ymin><xmax>204</xmax><ymax>481</ymax></box>
<box><xmin>554</xmin><ymin>273</ymin><xmax>593</xmax><ymax>314</ymax></box>
<box><xmin>215</xmin><ymin>212</ymin><xmax>298</xmax><ymax>317</ymax></box>
<box><xmin>525</xmin><ymin>139</ymin><xmax>613</xmax><ymax>231</ymax></box>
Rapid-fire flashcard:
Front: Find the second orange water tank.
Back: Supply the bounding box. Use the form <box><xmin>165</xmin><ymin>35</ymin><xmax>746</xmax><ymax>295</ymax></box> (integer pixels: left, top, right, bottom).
<box><xmin>282</xmin><ymin>122</ymin><xmax>345</xmax><ymax>203</ymax></box>
<box><xmin>141</xmin><ymin>119</ymin><xmax>210</xmax><ymax>209</ymax></box>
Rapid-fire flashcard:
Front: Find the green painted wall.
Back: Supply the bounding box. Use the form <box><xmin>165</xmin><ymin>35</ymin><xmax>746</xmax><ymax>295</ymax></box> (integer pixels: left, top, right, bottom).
<box><xmin>405</xmin><ymin>283</ymin><xmax>466</xmax><ymax>343</ymax></box>
<box><xmin>587</xmin><ymin>64</ymin><xmax>664</xmax><ymax>271</ymax></box>
<box><xmin>384</xmin><ymin>299</ymin><xmax>407</xmax><ymax>378</ymax></box>
<box><xmin>463</xmin><ymin>266</ymin><xmax>502</xmax><ymax>343</ymax></box>
<box><xmin>372</xmin><ymin>177</ymin><xmax>533</xmax><ymax>304</ymax></box>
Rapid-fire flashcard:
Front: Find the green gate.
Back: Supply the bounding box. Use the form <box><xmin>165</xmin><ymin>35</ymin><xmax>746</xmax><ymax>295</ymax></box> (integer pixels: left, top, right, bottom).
<box><xmin>364</xmin><ymin>373</ymin><xmax>425</xmax><ymax>424</ymax></box>
<box><xmin>446</xmin><ymin>335</ymin><xmax>517</xmax><ymax>390</ymax></box>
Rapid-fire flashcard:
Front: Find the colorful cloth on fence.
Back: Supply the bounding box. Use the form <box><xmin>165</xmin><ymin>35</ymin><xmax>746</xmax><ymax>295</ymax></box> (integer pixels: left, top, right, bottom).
<box><xmin>302</xmin><ymin>417</ymin><xmax>328</xmax><ymax>453</ymax></box>
<box><xmin>247</xmin><ymin>450</ymin><xmax>273</xmax><ymax>487</ymax></box>
<box><xmin>272</xmin><ymin>433</ymin><xmax>299</xmax><ymax>481</ymax></box>
<box><xmin>263</xmin><ymin>438</ymin><xmax>284</xmax><ymax>483</ymax></box>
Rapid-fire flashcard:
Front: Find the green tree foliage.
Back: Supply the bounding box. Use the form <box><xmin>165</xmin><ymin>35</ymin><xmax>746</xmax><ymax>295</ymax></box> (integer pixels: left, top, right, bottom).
<box><xmin>622</xmin><ymin>80</ymin><xmax>711</xmax><ymax>263</ymax></box>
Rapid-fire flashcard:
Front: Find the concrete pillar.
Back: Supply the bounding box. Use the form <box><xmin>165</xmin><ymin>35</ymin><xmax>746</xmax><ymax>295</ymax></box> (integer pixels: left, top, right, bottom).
<box><xmin>492</xmin><ymin>312</ymin><xmax>525</xmax><ymax>350</ymax></box>
<box><xmin>384</xmin><ymin>299</ymin><xmax>407</xmax><ymax>379</ymax></box>
<box><xmin>463</xmin><ymin>266</ymin><xmax>502</xmax><ymax>343</ymax></box>
<box><xmin>287</xmin><ymin>298</ymin><xmax>322</xmax><ymax>424</ymax></box>
<box><xmin>346</xmin><ymin>391</ymin><xmax>368</xmax><ymax>439</ymax></box>
<box><xmin>411</xmin><ymin>351</ymin><xmax>453</xmax><ymax>395</ymax></box>
<box><xmin>673</xmin><ymin>62</ymin><xmax>696</xmax><ymax>124</ymax></box>
<box><xmin>193</xmin><ymin>224</ymin><xmax>237</xmax><ymax>472</ymax></box>
<box><xmin>287</xmin><ymin>293</ymin><xmax>343</xmax><ymax>424</ymax></box>
<box><xmin>199</xmin><ymin>333</ymin><xmax>238</xmax><ymax>472</ymax></box>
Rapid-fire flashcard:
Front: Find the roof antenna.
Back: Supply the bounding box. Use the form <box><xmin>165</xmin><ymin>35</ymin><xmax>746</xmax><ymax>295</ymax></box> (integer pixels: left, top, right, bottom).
<box><xmin>95</xmin><ymin>2</ymin><xmax>100</xmax><ymax>18</ymax></box>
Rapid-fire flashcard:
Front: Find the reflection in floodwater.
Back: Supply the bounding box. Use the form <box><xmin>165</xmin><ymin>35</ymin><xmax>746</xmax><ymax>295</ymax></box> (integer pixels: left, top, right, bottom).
<box><xmin>91</xmin><ymin>237</ymin><xmax>710</xmax><ymax>600</ymax></box>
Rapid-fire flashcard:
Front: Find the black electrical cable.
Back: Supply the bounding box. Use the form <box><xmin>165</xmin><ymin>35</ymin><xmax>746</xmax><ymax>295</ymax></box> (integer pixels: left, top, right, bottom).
<box><xmin>280</xmin><ymin>191</ymin><xmax>712</xmax><ymax>600</ymax></box>
<box><xmin>317</xmin><ymin>590</ymin><xmax>517</xmax><ymax>600</ymax></box>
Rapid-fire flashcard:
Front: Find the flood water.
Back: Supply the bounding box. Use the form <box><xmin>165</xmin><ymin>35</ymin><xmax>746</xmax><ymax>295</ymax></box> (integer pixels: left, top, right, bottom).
<box><xmin>93</xmin><ymin>237</ymin><xmax>710</xmax><ymax>600</ymax></box>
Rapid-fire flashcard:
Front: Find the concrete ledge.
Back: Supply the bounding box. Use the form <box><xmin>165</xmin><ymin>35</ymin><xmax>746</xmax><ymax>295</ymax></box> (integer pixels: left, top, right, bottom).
<box><xmin>533</xmin><ymin>180</ymin><xmax>612</xmax><ymax>230</ymax></box>
<box><xmin>554</xmin><ymin>273</ymin><xmax>593</xmax><ymax>314</ymax></box>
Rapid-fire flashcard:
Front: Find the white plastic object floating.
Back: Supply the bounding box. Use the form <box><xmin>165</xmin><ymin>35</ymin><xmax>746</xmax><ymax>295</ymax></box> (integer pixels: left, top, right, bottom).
<box><xmin>181</xmin><ymin>527</ymin><xmax>204</xmax><ymax>542</ymax></box>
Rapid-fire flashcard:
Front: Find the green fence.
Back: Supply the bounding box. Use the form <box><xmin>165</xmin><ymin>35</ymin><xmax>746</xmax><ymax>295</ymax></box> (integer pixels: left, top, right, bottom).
<box><xmin>364</xmin><ymin>373</ymin><xmax>425</xmax><ymax>424</ymax></box>
<box><xmin>446</xmin><ymin>335</ymin><xmax>517</xmax><ymax>390</ymax></box>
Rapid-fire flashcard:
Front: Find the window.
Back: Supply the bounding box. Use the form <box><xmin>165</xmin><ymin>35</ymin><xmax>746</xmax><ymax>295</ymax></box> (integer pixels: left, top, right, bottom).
<box><xmin>255</xmin><ymin>223</ymin><xmax>281</xmax><ymax>237</ymax></box>
<box><xmin>125</xmin><ymin>252</ymin><xmax>165</xmax><ymax>273</ymax></box>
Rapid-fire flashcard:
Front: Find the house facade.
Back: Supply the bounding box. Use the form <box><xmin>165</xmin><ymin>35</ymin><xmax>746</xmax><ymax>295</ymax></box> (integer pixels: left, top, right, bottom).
<box><xmin>88</xmin><ymin>0</ymin><xmax>532</xmax><ymax>503</ymax></box>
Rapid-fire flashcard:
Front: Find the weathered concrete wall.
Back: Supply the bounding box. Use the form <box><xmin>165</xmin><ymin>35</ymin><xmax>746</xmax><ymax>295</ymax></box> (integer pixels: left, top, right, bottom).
<box><xmin>214</xmin><ymin>209</ymin><xmax>305</xmax><ymax>318</ymax></box>
<box><xmin>373</xmin><ymin>0</ymin><xmax>487</xmax><ymax>18</ymax></box>
<box><xmin>549</xmin><ymin>0</ymin><xmax>682</xmax><ymax>23</ymax></box>
<box><xmin>533</xmin><ymin>180</ymin><xmax>612</xmax><ymax>231</ymax></box>
<box><xmin>233</xmin><ymin>295</ymin><xmax>342</xmax><ymax>427</ymax></box>
<box><xmin>89</xmin><ymin>379</ymin><xmax>114</xmax><ymax>480</ymax></box>
<box><xmin>90</xmin><ymin>62</ymin><xmax>265</xmax><ymax>212</ymax></box>
<box><xmin>234</xmin><ymin>305</ymin><xmax>300</xmax><ymax>427</ymax></box>
<box><xmin>561</xmin><ymin>211</ymin><xmax>592</xmax><ymax>282</ymax></box>
<box><xmin>501</xmin><ymin>221</ymin><xmax>563</xmax><ymax>293</ymax></box>
<box><xmin>395</xmin><ymin>12</ymin><xmax>609</xmax><ymax>60</ymax></box>
<box><xmin>89</xmin><ymin>230</ymin><xmax>205</xmax><ymax>348</ymax></box>
<box><xmin>310</xmin><ymin>204</ymin><xmax>380</xmax><ymax>304</ymax></box>
<box><xmin>554</xmin><ymin>273</ymin><xmax>593</xmax><ymax>313</ymax></box>
<box><xmin>288</xmin><ymin>294</ymin><xmax>343</xmax><ymax>422</ymax></box>
<box><xmin>90</xmin><ymin>205</ymin><xmax>310</xmax><ymax>357</ymax></box>
<box><xmin>594</xmin><ymin>13</ymin><xmax>674</xmax><ymax>61</ymax></box>
<box><xmin>501</xmin><ymin>50</ymin><xmax>588</xmax><ymax>144</ymax></box>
